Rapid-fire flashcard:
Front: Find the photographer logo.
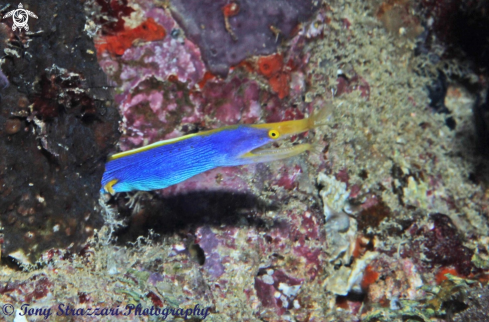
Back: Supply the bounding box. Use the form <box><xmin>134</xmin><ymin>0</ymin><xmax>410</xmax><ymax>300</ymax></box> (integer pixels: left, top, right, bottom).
<box><xmin>3</xmin><ymin>3</ymin><xmax>38</xmax><ymax>31</ymax></box>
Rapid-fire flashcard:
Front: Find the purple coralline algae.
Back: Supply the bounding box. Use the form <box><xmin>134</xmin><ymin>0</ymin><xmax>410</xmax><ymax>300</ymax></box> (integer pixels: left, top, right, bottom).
<box><xmin>195</xmin><ymin>226</ymin><xmax>226</xmax><ymax>279</ymax></box>
<box><xmin>107</xmin><ymin>7</ymin><xmax>206</xmax><ymax>95</ymax></box>
<box><xmin>254</xmin><ymin>268</ymin><xmax>303</xmax><ymax>315</ymax></box>
<box><xmin>410</xmin><ymin>213</ymin><xmax>477</xmax><ymax>277</ymax></box>
<box><xmin>0</xmin><ymin>274</ymin><xmax>53</xmax><ymax>302</ymax></box>
<box><xmin>169</xmin><ymin>0</ymin><xmax>318</xmax><ymax>76</ymax></box>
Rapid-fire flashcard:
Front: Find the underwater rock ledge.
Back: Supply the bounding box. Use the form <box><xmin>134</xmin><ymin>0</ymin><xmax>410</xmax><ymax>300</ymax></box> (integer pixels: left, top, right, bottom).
<box><xmin>0</xmin><ymin>0</ymin><xmax>120</xmax><ymax>263</ymax></box>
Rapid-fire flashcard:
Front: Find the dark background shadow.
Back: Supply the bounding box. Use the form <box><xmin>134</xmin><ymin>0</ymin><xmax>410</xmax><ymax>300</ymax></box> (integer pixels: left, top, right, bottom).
<box><xmin>114</xmin><ymin>191</ymin><xmax>278</xmax><ymax>244</ymax></box>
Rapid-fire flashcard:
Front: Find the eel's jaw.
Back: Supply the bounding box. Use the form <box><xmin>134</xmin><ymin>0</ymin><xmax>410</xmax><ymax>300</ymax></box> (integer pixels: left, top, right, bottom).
<box><xmin>239</xmin><ymin>116</ymin><xmax>315</xmax><ymax>163</ymax></box>
<box><xmin>239</xmin><ymin>143</ymin><xmax>312</xmax><ymax>163</ymax></box>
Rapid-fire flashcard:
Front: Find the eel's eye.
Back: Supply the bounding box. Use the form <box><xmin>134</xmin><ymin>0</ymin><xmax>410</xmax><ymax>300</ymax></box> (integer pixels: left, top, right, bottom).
<box><xmin>268</xmin><ymin>129</ymin><xmax>280</xmax><ymax>139</ymax></box>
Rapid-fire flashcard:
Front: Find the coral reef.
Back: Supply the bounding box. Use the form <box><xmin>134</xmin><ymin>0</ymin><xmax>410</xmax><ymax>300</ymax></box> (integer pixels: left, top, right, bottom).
<box><xmin>474</xmin><ymin>90</ymin><xmax>489</xmax><ymax>156</ymax></box>
<box><xmin>0</xmin><ymin>0</ymin><xmax>119</xmax><ymax>263</ymax></box>
<box><xmin>419</xmin><ymin>0</ymin><xmax>489</xmax><ymax>73</ymax></box>
<box><xmin>169</xmin><ymin>0</ymin><xmax>318</xmax><ymax>76</ymax></box>
<box><xmin>419</xmin><ymin>213</ymin><xmax>476</xmax><ymax>276</ymax></box>
<box><xmin>1</xmin><ymin>0</ymin><xmax>489</xmax><ymax>321</ymax></box>
<box><xmin>453</xmin><ymin>284</ymin><xmax>489</xmax><ymax>322</ymax></box>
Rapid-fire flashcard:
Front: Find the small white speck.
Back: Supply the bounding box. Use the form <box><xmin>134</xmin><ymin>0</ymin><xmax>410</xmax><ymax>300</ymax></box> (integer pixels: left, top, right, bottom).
<box><xmin>262</xmin><ymin>274</ymin><xmax>274</xmax><ymax>285</ymax></box>
<box><xmin>107</xmin><ymin>267</ymin><xmax>119</xmax><ymax>275</ymax></box>
<box><xmin>293</xmin><ymin>299</ymin><xmax>301</xmax><ymax>309</ymax></box>
<box><xmin>28</xmin><ymin>183</ymin><xmax>34</xmax><ymax>186</ymax></box>
<box><xmin>278</xmin><ymin>283</ymin><xmax>302</xmax><ymax>298</ymax></box>
<box><xmin>281</xmin><ymin>295</ymin><xmax>288</xmax><ymax>307</ymax></box>
<box><xmin>174</xmin><ymin>244</ymin><xmax>186</xmax><ymax>251</ymax></box>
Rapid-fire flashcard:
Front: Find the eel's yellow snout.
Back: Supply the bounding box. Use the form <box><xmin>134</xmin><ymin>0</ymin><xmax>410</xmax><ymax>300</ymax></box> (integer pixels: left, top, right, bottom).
<box><xmin>250</xmin><ymin>106</ymin><xmax>328</xmax><ymax>137</ymax></box>
<box><xmin>241</xmin><ymin>107</ymin><xmax>328</xmax><ymax>163</ymax></box>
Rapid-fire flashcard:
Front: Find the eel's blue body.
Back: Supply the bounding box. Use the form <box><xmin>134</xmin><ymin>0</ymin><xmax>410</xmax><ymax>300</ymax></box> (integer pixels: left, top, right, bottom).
<box><xmin>101</xmin><ymin>110</ymin><xmax>325</xmax><ymax>194</ymax></box>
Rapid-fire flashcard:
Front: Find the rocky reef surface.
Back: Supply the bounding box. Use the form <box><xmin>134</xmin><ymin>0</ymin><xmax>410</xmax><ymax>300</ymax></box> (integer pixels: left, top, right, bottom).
<box><xmin>1</xmin><ymin>0</ymin><xmax>489</xmax><ymax>321</ymax></box>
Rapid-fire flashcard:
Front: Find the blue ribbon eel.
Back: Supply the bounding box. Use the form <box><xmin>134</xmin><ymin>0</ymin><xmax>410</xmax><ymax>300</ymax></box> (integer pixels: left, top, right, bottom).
<box><xmin>101</xmin><ymin>108</ymin><xmax>327</xmax><ymax>194</ymax></box>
